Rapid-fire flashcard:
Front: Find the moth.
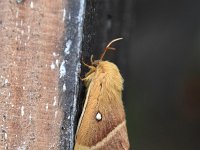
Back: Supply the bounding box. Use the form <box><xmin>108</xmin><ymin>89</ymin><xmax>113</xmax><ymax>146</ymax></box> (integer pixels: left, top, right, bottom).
<box><xmin>75</xmin><ymin>38</ymin><xmax>130</xmax><ymax>150</ymax></box>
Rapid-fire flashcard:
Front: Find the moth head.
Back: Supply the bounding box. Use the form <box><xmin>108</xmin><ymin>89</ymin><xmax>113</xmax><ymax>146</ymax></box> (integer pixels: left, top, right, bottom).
<box><xmin>82</xmin><ymin>38</ymin><xmax>123</xmax><ymax>87</ymax></box>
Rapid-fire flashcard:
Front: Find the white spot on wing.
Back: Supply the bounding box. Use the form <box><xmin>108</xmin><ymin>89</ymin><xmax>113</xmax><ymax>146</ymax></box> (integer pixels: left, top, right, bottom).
<box><xmin>96</xmin><ymin>112</ymin><xmax>102</xmax><ymax>121</ymax></box>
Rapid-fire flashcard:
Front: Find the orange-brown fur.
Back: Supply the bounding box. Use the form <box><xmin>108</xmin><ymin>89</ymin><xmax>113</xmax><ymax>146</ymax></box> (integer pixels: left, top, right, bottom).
<box><xmin>75</xmin><ymin>61</ymin><xmax>130</xmax><ymax>150</ymax></box>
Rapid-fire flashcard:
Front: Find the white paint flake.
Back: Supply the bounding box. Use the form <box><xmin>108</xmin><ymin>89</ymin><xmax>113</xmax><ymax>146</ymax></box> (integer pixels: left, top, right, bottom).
<box><xmin>30</xmin><ymin>1</ymin><xmax>34</xmax><ymax>9</ymax></box>
<box><xmin>55</xmin><ymin>59</ymin><xmax>59</xmax><ymax>67</ymax></box>
<box><xmin>27</xmin><ymin>26</ymin><xmax>31</xmax><ymax>33</ymax></box>
<box><xmin>17</xmin><ymin>145</ymin><xmax>26</xmax><ymax>150</ymax></box>
<box><xmin>59</xmin><ymin>61</ymin><xmax>66</xmax><ymax>78</ymax></box>
<box><xmin>64</xmin><ymin>40</ymin><xmax>72</xmax><ymax>55</ymax></box>
<box><xmin>55</xmin><ymin>111</ymin><xmax>58</xmax><ymax>118</ymax></box>
<box><xmin>45</xmin><ymin>103</ymin><xmax>48</xmax><ymax>111</ymax></box>
<box><xmin>68</xmin><ymin>13</ymin><xmax>71</xmax><ymax>20</ymax></box>
<box><xmin>4</xmin><ymin>79</ymin><xmax>9</xmax><ymax>84</ymax></box>
<box><xmin>63</xmin><ymin>83</ymin><xmax>66</xmax><ymax>92</ymax></box>
<box><xmin>29</xmin><ymin>114</ymin><xmax>32</xmax><ymax>123</ymax></box>
<box><xmin>4</xmin><ymin>133</ymin><xmax>8</xmax><ymax>140</ymax></box>
<box><xmin>53</xmin><ymin>96</ymin><xmax>57</xmax><ymax>106</ymax></box>
<box><xmin>53</xmin><ymin>52</ymin><xmax>56</xmax><ymax>56</ymax></box>
<box><xmin>63</xmin><ymin>8</ymin><xmax>66</xmax><ymax>22</ymax></box>
<box><xmin>21</xmin><ymin>106</ymin><xmax>24</xmax><ymax>116</ymax></box>
<box><xmin>53</xmin><ymin>52</ymin><xmax>59</xmax><ymax>57</ymax></box>
<box><xmin>21</xmin><ymin>30</ymin><xmax>24</xmax><ymax>35</ymax></box>
<box><xmin>50</xmin><ymin>62</ymin><xmax>55</xmax><ymax>70</ymax></box>
<box><xmin>67</xmin><ymin>115</ymin><xmax>70</xmax><ymax>119</ymax></box>
<box><xmin>16</xmin><ymin>11</ymin><xmax>19</xmax><ymax>18</ymax></box>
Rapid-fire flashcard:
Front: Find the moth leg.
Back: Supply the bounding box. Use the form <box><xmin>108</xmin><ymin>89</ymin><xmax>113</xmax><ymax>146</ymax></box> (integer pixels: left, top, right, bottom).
<box><xmin>80</xmin><ymin>73</ymin><xmax>91</xmax><ymax>81</ymax></box>
<box><xmin>82</xmin><ymin>58</ymin><xmax>95</xmax><ymax>69</ymax></box>
<box><xmin>79</xmin><ymin>74</ymin><xmax>92</xmax><ymax>81</ymax></box>
<box><xmin>90</xmin><ymin>55</ymin><xmax>94</xmax><ymax>64</ymax></box>
<box><xmin>79</xmin><ymin>76</ymin><xmax>85</xmax><ymax>81</ymax></box>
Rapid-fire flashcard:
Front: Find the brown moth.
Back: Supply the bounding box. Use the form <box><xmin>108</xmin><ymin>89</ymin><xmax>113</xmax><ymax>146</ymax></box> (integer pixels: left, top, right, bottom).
<box><xmin>75</xmin><ymin>38</ymin><xmax>130</xmax><ymax>150</ymax></box>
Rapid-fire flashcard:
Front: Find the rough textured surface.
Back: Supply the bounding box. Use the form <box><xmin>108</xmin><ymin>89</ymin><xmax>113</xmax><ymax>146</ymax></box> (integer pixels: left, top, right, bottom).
<box><xmin>59</xmin><ymin>0</ymin><xmax>85</xmax><ymax>150</ymax></box>
<box><xmin>0</xmin><ymin>1</ymin><xmax>64</xmax><ymax>149</ymax></box>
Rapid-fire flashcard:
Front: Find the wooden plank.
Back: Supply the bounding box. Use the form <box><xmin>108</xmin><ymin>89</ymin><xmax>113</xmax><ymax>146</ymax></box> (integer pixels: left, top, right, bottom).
<box><xmin>0</xmin><ymin>1</ymin><xmax>65</xmax><ymax>149</ymax></box>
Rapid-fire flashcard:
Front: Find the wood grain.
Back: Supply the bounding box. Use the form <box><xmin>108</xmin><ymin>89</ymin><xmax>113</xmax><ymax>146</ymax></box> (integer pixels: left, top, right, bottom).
<box><xmin>0</xmin><ymin>1</ymin><xmax>64</xmax><ymax>149</ymax></box>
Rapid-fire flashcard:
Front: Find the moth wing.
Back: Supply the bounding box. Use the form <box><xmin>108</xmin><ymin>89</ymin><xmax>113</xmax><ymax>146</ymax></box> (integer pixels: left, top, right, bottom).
<box><xmin>75</xmin><ymin>73</ymin><xmax>129</xmax><ymax>150</ymax></box>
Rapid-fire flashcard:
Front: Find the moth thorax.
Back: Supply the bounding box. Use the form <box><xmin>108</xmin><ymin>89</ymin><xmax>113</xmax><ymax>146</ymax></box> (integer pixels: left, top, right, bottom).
<box><xmin>92</xmin><ymin>60</ymin><xmax>101</xmax><ymax>66</ymax></box>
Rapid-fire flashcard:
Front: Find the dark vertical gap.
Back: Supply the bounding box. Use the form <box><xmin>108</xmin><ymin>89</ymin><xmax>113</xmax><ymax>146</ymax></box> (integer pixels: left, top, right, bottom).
<box><xmin>59</xmin><ymin>0</ymin><xmax>85</xmax><ymax>150</ymax></box>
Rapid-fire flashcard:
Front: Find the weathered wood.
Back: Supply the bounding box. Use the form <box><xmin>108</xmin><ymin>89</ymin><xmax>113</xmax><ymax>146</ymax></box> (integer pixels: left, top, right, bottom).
<box><xmin>0</xmin><ymin>1</ymin><xmax>64</xmax><ymax>149</ymax></box>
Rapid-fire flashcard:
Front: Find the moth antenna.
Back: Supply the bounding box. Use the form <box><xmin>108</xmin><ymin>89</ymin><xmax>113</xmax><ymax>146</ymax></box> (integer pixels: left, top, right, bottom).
<box><xmin>100</xmin><ymin>38</ymin><xmax>123</xmax><ymax>60</ymax></box>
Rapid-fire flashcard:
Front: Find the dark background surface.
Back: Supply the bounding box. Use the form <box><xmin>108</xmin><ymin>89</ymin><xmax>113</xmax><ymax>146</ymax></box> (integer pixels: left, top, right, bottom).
<box><xmin>82</xmin><ymin>0</ymin><xmax>200</xmax><ymax>149</ymax></box>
